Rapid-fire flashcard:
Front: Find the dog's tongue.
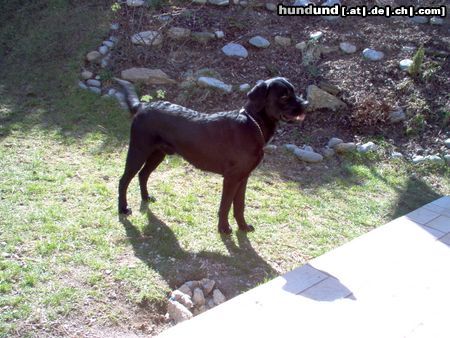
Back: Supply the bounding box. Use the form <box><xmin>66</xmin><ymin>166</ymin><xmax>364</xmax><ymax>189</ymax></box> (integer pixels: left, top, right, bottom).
<box><xmin>295</xmin><ymin>113</ymin><xmax>306</xmax><ymax>122</ymax></box>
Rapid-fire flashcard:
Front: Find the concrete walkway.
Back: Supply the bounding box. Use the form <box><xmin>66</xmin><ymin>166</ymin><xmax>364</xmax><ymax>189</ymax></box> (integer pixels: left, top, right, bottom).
<box><xmin>158</xmin><ymin>196</ymin><xmax>450</xmax><ymax>338</ymax></box>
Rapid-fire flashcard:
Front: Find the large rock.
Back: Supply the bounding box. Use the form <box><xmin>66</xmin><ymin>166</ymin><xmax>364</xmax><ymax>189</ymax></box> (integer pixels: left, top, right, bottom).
<box><xmin>201</xmin><ymin>278</ymin><xmax>216</xmax><ymax>295</ymax></box>
<box><xmin>170</xmin><ymin>290</ymin><xmax>193</xmax><ymax>309</ymax></box>
<box><xmin>274</xmin><ymin>36</ymin><xmax>291</xmax><ymax>47</ymax></box>
<box><xmin>357</xmin><ymin>142</ymin><xmax>377</xmax><ymax>153</ymax></box>
<box><xmin>209</xmin><ymin>0</ymin><xmax>229</xmax><ymax>5</ymax></box>
<box><xmin>306</xmin><ymin>85</ymin><xmax>347</xmax><ymax>111</ymax></box>
<box><xmin>222</xmin><ymin>43</ymin><xmax>248</xmax><ymax>58</ymax></box>
<box><xmin>197</xmin><ymin>77</ymin><xmax>232</xmax><ymax>93</ymax></box>
<box><xmin>191</xmin><ymin>32</ymin><xmax>216</xmax><ymax>43</ymax></box>
<box><xmin>213</xmin><ymin>289</ymin><xmax>226</xmax><ymax>305</ymax></box>
<box><xmin>168</xmin><ymin>27</ymin><xmax>191</xmax><ymax>40</ymax></box>
<box><xmin>249</xmin><ymin>36</ymin><xmax>270</xmax><ymax>48</ymax></box>
<box><xmin>362</xmin><ymin>48</ymin><xmax>384</xmax><ymax>61</ymax></box>
<box><xmin>192</xmin><ymin>288</ymin><xmax>205</xmax><ymax>307</ymax></box>
<box><xmin>86</xmin><ymin>51</ymin><xmax>102</xmax><ymax>62</ymax></box>
<box><xmin>327</xmin><ymin>137</ymin><xmax>343</xmax><ymax>148</ymax></box>
<box><xmin>121</xmin><ymin>68</ymin><xmax>176</xmax><ymax>84</ymax></box>
<box><xmin>340</xmin><ymin>42</ymin><xmax>357</xmax><ymax>54</ymax></box>
<box><xmin>335</xmin><ymin>142</ymin><xmax>357</xmax><ymax>153</ymax></box>
<box><xmin>131</xmin><ymin>31</ymin><xmax>163</xmax><ymax>46</ymax></box>
<box><xmin>167</xmin><ymin>300</ymin><xmax>193</xmax><ymax>323</ymax></box>
<box><xmin>294</xmin><ymin>148</ymin><xmax>324</xmax><ymax>163</ymax></box>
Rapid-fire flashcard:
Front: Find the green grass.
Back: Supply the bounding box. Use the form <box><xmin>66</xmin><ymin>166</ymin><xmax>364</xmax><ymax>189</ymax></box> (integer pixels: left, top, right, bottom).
<box><xmin>1</xmin><ymin>1</ymin><xmax>449</xmax><ymax>336</ymax></box>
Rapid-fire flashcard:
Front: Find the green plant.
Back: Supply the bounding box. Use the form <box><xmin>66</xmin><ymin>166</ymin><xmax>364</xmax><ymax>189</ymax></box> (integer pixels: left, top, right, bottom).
<box><xmin>111</xmin><ymin>2</ymin><xmax>121</xmax><ymax>12</ymax></box>
<box><xmin>408</xmin><ymin>46</ymin><xmax>425</xmax><ymax>78</ymax></box>
<box><xmin>141</xmin><ymin>89</ymin><xmax>166</xmax><ymax>103</ymax></box>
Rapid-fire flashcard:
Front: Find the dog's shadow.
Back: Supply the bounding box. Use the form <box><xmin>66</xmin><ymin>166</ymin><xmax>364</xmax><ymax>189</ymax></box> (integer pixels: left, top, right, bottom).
<box><xmin>119</xmin><ymin>205</ymin><xmax>277</xmax><ymax>296</ymax></box>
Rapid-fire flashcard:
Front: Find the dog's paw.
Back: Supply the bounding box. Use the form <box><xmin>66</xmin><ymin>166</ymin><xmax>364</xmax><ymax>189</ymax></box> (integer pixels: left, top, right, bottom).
<box><xmin>142</xmin><ymin>195</ymin><xmax>157</xmax><ymax>203</ymax></box>
<box><xmin>119</xmin><ymin>207</ymin><xmax>132</xmax><ymax>216</ymax></box>
<box><xmin>239</xmin><ymin>224</ymin><xmax>255</xmax><ymax>232</ymax></box>
<box><xmin>218</xmin><ymin>225</ymin><xmax>232</xmax><ymax>235</ymax></box>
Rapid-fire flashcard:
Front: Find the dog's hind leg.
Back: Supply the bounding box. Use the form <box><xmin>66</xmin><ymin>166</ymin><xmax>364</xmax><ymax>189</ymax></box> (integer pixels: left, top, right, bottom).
<box><xmin>218</xmin><ymin>176</ymin><xmax>242</xmax><ymax>234</ymax></box>
<box><xmin>118</xmin><ymin>146</ymin><xmax>148</xmax><ymax>215</ymax></box>
<box><xmin>232</xmin><ymin>177</ymin><xmax>254</xmax><ymax>232</ymax></box>
<box><xmin>139</xmin><ymin>150</ymin><xmax>165</xmax><ymax>202</ymax></box>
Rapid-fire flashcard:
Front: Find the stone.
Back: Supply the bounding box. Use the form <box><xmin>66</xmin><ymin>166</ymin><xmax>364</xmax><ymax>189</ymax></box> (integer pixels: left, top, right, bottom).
<box><xmin>109</xmin><ymin>36</ymin><xmax>119</xmax><ymax>44</ymax></box>
<box><xmin>266</xmin><ymin>3</ymin><xmax>276</xmax><ymax>11</ymax></box>
<box><xmin>192</xmin><ymin>288</ymin><xmax>205</xmax><ymax>307</ymax></box>
<box><xmin>306</xmin><ymin>85</ymin><xmax>347</xmax><ymax>112</ymax></box>
<box><xmin>127</xmin><ymin>0</ymin><xmax>144</xmax><ymax>6</ymax></box>
<box><xmin>171</xmin><ymin>290</ymin><xmax>193</xmax><ymax>308</ymax></box>
<box><xmin>195</xmin><ymin>68</ymin><xmax>221</xmax><ymax>79</ymax></box>
<box><xmin>168</xmin><ymin>27</ymin><xmax>191</xmax><ymax>40</ymax></box>
<box><xmin>302</xmin><ymin>145</ymin><xmax>314</xmax><ymax>152</ymax></box>
<box><xmin>412</xmin><ymin>155</ymin><xmax>425</xmax><ymax>164</ymax></box>
<box><xmin>88</xmin><ymin>86</ymin><xmax>101</xmax><ymax>95</ymax></box>
<box><xmin>444</xmin><ymin>155</ymin><xmax>450</xmax><ymax>165</ymax></box>
<box><xmin>426</xmin><ymin>155</ymin><xmax>444</xmax><ymax>164</ymax></box>
<box><xmin>78</xmin><ymin>81</ymin><xmax>88</xmax><ymax>90</ymax></box>
<box><xmin>295</xmin><ymin>42</ymin><xmax>307</xmax><ymax>51</ymax></box>
<box><xmin>335</xmin><ymin>142</ymin><xmax>357</xmax><ymax>153</ymax></box>
<box><xmin>167</xmin><ymin>300</ymin><xmax>193</xmax><ymax>323</ymax></box>
<box><xmin>293</xmin><ymin>0</ymin><xmax>311</xmax><ymax>5</ymax></box>
<box><xmin>197</xmin><ymin>77</ymin><xmax>232</xmax><ymax>93</ymax></box>
<box><xmin>86</xmin><ymin>51</ymin><xmax>101</xmax><ymax>62</ymax></box>
<box><xmin>110</xmin><ymin>23</ymin><xmax>119</xmax><ymax>30</ymax></box>
<box><xmin>207</xmin><ymin>298</ymin><xmax>215</xmax><ymax>309</ymax></box>
<box><xmin>274</xmin><ymin>36</ymin><xmax>292</xmax><ymax>47</ymax></box>
<box><xmin>399</xmin><ymin>59</ymin><xmax>413</xmax><ymax>71</ymax></box>
<box><xmin>322</xmin><ymin>147</ymin><xmax>335</xmax><ymax>158</ymax></box>
<box><xmin>81</xmin><ymin>70</ymin><xmax>93</xmax><ymax>80</ymax></box>
<box><xmin>284</xmin><ymin>144</ymin><xmax>299</xmax><ymax>153</ymax></box>
<box><xmin>193</xmin><ymin>0</ymin><xmax>207</xmax><ymax>3</ymax></box>
<box><xmin>318</xmin><ymin>81</ymin><xmax>340</xmax><ymax>96</ymax></box>
<box><xmin>107</xmin><ymin>88</ymin><xmax>116</xmax><ymax>96</ymax></box>
<box><xmin>409</xmin><ymin>16</ymin><xmax>428</xmax><ymax>24</ymax></box>
<box><xmin>249</xmin><ymin>36</ymin><xmax>270</xmax><ymax>48</ymax></box>
<box><xmin>201</xmin><ymin>279</ymin><xmax>216</xmax><ymax>295</ymax></box>
<box><xmin>389</xmin><ymin>108</ymin><xmax>406</xmax><ymax>123</ymax></box>
<box><xmin>430</xmin><ymin>17</ymin><xmax>444</xmax><ymax>25</ymax></box>
<box><xmin>310</xmin><ymin>31</ymin><xmax>323</xmax><ymax>41</ymax></box>
<box><xmin>121</xmin><ymin>68</ymin><xmax>176</xmax><ymax>84</ymax></box>
<box><xmin>222</xmin><ymin>43</ymin><xmax>248</xmax><ymax>58</ymax></box>
<box><xmin>264</xmin><ymin>144</ymin><xmax>277</xmax><ymax>153</ymax></box>
<box><xmin>208</xmin><ymin>0</ymin><xmax>229</xmax><ymax>5</ymax></box>
<box><xmin>100</xmin><ymin>59</ymin><xmax>109</xmax><ymax>69</ymax></box>
<box><xmin>322</xmin><ymin>0</ymin><xmax>340</xmax><ymax>21</ymax></box>
<box><xmin>184</xmin><ymin>280</ymin><xmax>201</xmax><ymax>289</ymax></box>
<box><xmin>213</xmin><ymin>289</ymin><xmax>226</xmax><ymax>305</ymax></box>
<box><xmin>327</xmin><ymin>137</ymin><xmax>343</xmax><ymax>148</ymax></box>
<box><xmin>239</xmin><ymin>83</ymin><xmax>251</xmax><ymax>92</ymax></box>
<box><xmin>340</xmin><ymin>42</ymin><xmax>357</xmax><ymax>54</ymax></box>
<box><xmin>362</xmin><ymin>48</ymin><xmax>384</xmax><ymax>61</ymax></box>
<box><xmin>177</xmin><ymin>283</ymin><xmax>193</xmax><ymax>297</ymax></box>
<box><xmin>103</xmin><ymin>40</ymin><xmax>114</xmax><ymax>48</ymax></box>
<box><xmin>131</xmin><ymin>31</ymin><xmax>163</xmax><ymax>46</ymax></box>
<box><xmin>98</xmin><ymin>45</ymin><xmax>109</xmax><ymax>55</ymax></box>
<box><xmin>357</xmin><ymin>142</ymin><xmax>377</xmax><ymax>153</ymax></box>
<box><xmin>191</xmin><ymin>32</ymin><xmax>216</xmax><ymax>43</ymax></box>
<box><xmin>294</xmin><ymin>148</ymin><xmax>324</xmax><ymax>163</ymax></box>
<box><xmin>445</xmin><ymin>139</ymin><xmax>450</xmax><ymax>149</ymax></box>
<box><xmin>215</xmin><ymin>31</ymin><xmax>225</xmax><ymax>39</ymax></box>
<box><xmin>86</xmin><ymin>79</ymin><xmax>101</xmax><ymax>87</ymax></box>
<box><xmin>391</xmin><ymin>151</ymin><xmax>404</xmax><ymax>159</ymax></box>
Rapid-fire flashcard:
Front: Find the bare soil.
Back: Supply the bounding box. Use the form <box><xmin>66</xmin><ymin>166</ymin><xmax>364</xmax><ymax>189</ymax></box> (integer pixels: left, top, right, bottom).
<box><xmin>103</xmin><ymin>0</ymin><xmax>450</xmax><ymax>158</ymax></box>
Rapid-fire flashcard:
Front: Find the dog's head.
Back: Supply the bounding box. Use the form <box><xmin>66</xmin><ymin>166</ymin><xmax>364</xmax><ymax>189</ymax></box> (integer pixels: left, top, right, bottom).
<box><xmin>245</xmin><ymin>77</ymin><xmax>308</xmax><ymax>123</ymax></box>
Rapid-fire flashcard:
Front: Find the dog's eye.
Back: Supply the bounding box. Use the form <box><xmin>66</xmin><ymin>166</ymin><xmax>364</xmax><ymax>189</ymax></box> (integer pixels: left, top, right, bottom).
<box><xmin>280</xmin><ymin>95</ymin><xmax>289</xmax><ymax>101</ymax></box>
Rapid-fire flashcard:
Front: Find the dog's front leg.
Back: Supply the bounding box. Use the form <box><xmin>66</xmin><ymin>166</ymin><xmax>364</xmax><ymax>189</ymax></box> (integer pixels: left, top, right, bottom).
<box><xmin>218</xmin><ymin>176</ymin><xmax>241</xmax><ymax>234</ymax></box>
<box><xmin>233</xmin><ymin>177</ymin><xmax>254</xmax><ymax>232</ymax></box>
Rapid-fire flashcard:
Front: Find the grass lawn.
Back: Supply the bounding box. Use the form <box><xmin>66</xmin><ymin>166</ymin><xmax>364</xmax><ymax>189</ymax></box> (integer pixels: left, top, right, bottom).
<box><xmin>1</xmin><ymin>1</ymin><xmax>449</xmax><ymax>336</ymax></box>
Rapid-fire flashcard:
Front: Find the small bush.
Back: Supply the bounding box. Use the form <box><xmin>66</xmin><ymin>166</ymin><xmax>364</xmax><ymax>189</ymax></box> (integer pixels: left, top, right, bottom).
<box><xmin>408</xmin><ymin>46</ymin><xmax>425</xmax><ymax>78</ymax></box>
<box><xmin>350</xmin><ymin>96</ymin><xmax>391</xmax><ymax>132</ymax></box>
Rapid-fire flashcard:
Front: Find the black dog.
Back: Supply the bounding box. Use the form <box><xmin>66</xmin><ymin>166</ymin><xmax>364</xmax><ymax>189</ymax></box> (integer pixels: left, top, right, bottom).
<box><xmin>117</xmin><ymin>77</ymin><xmax>308</xmax><ymax>234</ymax></box>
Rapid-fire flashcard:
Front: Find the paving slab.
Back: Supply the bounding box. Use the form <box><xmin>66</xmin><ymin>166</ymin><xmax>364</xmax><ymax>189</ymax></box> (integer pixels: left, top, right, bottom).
<box><xmin>158</xmin><ymin>196</ymin><xmax>450</xmax><ymax>338</ymax></box>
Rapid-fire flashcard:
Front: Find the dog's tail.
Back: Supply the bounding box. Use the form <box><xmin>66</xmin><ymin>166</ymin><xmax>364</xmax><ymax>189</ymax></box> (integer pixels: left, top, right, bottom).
<box><xmin>114</xmin><ymin>78</ymin><xmax>141</xmax><ymax>115</ymax></box>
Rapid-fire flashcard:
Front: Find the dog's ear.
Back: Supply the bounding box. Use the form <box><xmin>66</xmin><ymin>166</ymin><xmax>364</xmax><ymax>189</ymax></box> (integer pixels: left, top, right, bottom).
<box><xmin>246</xmin><ymin>81</ymin><xmax>268</xmax><ymax>112</ymax></box>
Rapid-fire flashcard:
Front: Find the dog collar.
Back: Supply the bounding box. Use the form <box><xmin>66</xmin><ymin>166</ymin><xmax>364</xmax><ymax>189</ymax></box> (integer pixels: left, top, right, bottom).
<box><xmin>240</xmin><ymin>108</ymin><xmax>266</xmax><ymax>145</ymax></box>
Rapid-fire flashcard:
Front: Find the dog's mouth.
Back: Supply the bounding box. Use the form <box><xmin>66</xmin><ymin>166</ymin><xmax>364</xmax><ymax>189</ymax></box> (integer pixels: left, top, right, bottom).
<box><xmin>282</xmin><ymin>112</ymin><xmax>306</xmax><ymax>123</ymax></box>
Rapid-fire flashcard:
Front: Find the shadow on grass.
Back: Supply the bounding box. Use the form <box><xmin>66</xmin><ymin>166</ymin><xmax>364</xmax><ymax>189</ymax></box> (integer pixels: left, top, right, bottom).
<box><xmin>119</xmin><ymin>208</ymin><xmax>277</xmax><ymax>296</ymax></box>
